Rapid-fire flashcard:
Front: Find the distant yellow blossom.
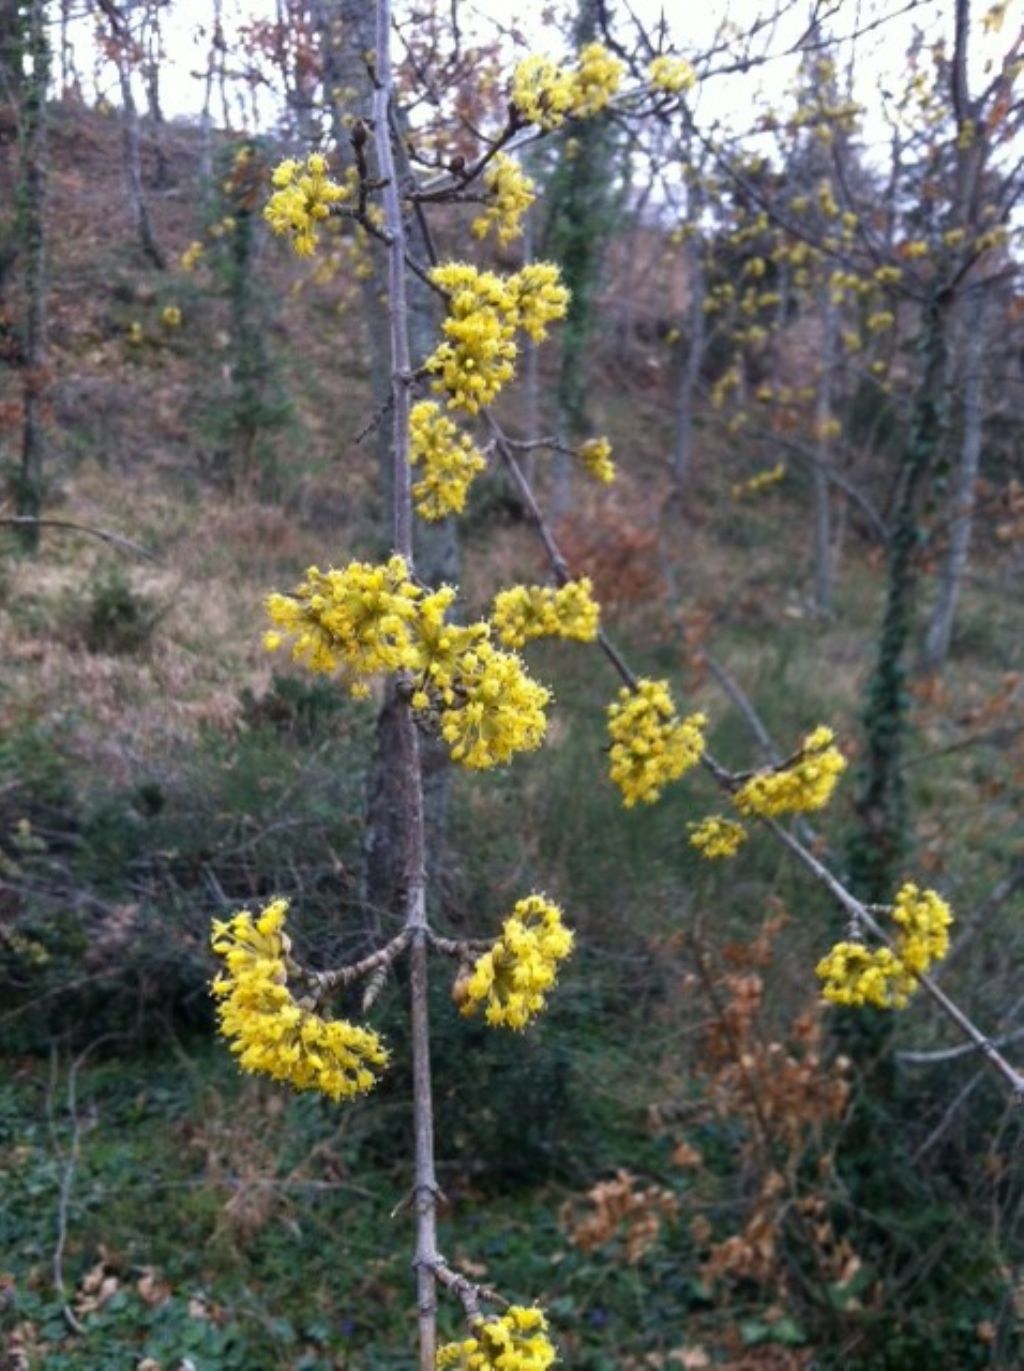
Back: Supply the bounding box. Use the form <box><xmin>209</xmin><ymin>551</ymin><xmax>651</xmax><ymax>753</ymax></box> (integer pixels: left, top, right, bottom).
<box><xmin>471</xmin><ymin>154</ymin><xmax>536</xmax><ymax>245</ymax></box>
<box><xmin>649</xmin><ymin>54</ymin><xmax>697</xmax><ymax>94</ymax></box>
<box><xmin>733</xmin><ymin>725</ymin><xmax>847</xmax><ymax>818</ymax></box>
<box><xmin>577</xmin><ymin>436</ymin><xmax>615</xmax><ymax>483</ymax></box>
<box><xmin>688</xmin><ymin>815</ymin><xmax>748</xmax><ymax>859</ymax></box>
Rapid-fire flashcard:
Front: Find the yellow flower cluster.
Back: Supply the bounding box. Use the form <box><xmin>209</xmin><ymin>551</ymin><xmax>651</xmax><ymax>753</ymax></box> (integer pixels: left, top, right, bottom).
<box><xmin>571</xmin><ymin>42</ymin><xmax>624</xmax><ymax>117</ymax></box>
<box><xmin>492</xmin><ymin>578</ymin><xmax>600</xmax><ymax>649</ymax></box>
<box><xmin>818</xmin><ymin>885</ymin><xmax>952</xmax><ymax>1009</ymax></box>
<box><xmin>510</xmin><ymin>44</ymin><xmax>622</xmax><ymax>130</ymax></box>
<box><xmin>457</xmin><ymin>896</ymin><xmax>573</xmax><ymax>1030</ymax></box>
<box><xmin>161</xmin><ymin>305</ymin><xmax>182</xmax><ymax>329</ymax></box>
<box><xmin>510</xmin><ymin>55</ymin><xmax>575</xmax><ymax>130</ymax></box>
<box><xmin>409</xmin><ymin>401</ymin><xmax>487</xmax><ymax>520</ymax></box>
<box><xmin>891</xmin><ymin>881</ymin><xmax>953</xmax><ymax>974</ymax></box>
<box><xmin>577</xmin><ymin>436</ymin><xmax>615</xmax><ymax>483</ymax></box>
<box><xmin>264</xmin><ymin>153</ymin><xmax>348</xmax><ymax>256</ymax></box>
<box><xmin>181</xmin><ymin>240</ymin><xmax>204</xmax><ymax>271</ymax></box>
<box><xmin>426</xmin><ymin>262</ymin><xmax>569</xmax><ymax>413</ymax></box>
<box><xmin>815</xmin><ymin>942</ymin><xmax>912</xmax><ymax>1009</ymax></box>
<box><xmin>265</xmin><ymin>559</ymin><xmax>552</xmax><ymax>770</ymax></box>
<box><xmin>438</xmin><ymin>640</ymin><xmax>550</xmax><ymax>770</ymax></box>
<box><xmin>512</xmin><ymin>263</ymin><xmax>572</xmax><ymax>342</ymax></box>
<box><xmin>688</xmin><ymin>815</ymin><xmax>748</xmax><ymax>859</ymax></box>
<box><xmin>816</xmin><ymin>883</ymin><xmax>952</xmax><ymax>1009</ymax></box>
<box><xmin>264</xmin><ymin>555</ymin><xmax>421</xmax><ymax>683</ymax></box>
<box><xmin>211</xmin><ymin>900</ymin><xmax>389</xmax><ymax>1098</ymax></box>
<box><xmin>607</xmin><ymin>679</ymin><xmax>707</xmax><ymax>808</ymax></box>
<box><xmin>731</xmin><ymin>461</ymin><xmax>786</xmax><ymax>499</ymax></box>
<box><xmin>649</xmin><ymin>54</ymin><xmax>697</xmax><ymax>94</ymax></box>
<box><xmin>471</xmin><ymin>153</ymin><xmax>536</xmax><ymax>245</ymax></box>
<box><xmin>436</xmin><ymin>1306</ymin><xmax>557</xmax><ymax>1369</ymax></box>
<box><xmin>733</xmin><ymin>726</ymin><xmax>847</xmax><ymax>818</ymax></box>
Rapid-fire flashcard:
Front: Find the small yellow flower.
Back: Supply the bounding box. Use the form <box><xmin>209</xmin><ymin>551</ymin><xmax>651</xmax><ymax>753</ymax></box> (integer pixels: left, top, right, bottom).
<box><xmin>264</xmin><ymin>152</ymin><xmax>348</xmax><ymax>257</ymax></box>
<box><xmin>211</xmin><ymin>900</ymin><xmax>389</xmax><ymax>1099</ymax></box>
<box><xmin>492</xmin><ymin>579</ymin><xmax>600</xmax><ymax>649</ymax></box>
<box><xmin>180</xmin><ymin>240</ymin><xmax>204</xmax><ymax>271</ymax></box>
<box><xmin>457</xmin><ymin>897</ymin><xmax>573</xmax><ymax>1030</ymax></box>
<box><xmin>569</xmin><ymin>42</ymin><xmax>623</xmax><ymax>117</ymax></box>
<box><xmin>688</xmin><ymin>815</ymin><xmax>747</xmax><ymax>859</ymax></box>
<box><xmin>438</xmin><ymin>641</ymin><xmax>550</xmax><ymax>770</ymax></box>
<box><xmin>436</xmin><ymin>1305</ymin><xmax>557</xmax><ymax>1369</ymax></box>
<box><xmin>649</xmin><ymin>54</ymin><xmax>697</xmax><ymax>94</ymax></box>
<box><xmin>471</xmin><ymin>154</ymin><xmax>536</xmax><ymax>245</ymax></box>
<box><xmin>409</xmin><ymin>401</ymin><xmax>487</xmax><ymax>520</ymax></box>
<box><xmin>608</xmin><ymin>679</ymin><xmax>707</xmax><ymax>808</ymax></box>
<box><xmin>733</xmin><ymin>726</ymin><xmax>846</xmax><ymax>818</ymax></box>
<box><xmin>577</xmin><ymin>436</ymin><xmax>615</xmax><ymax>483</ymax></box>
<box><xmin>264</xmin><ymin>555</ymin><xmax>422</xmax><ymax>684</ymax></box>
<box><xmin>816</xmin><ymin>882</ymin><xmax>951</xmax><ymax>1011</ymax></box>
<box><xmin>731</xmin><ymin>461</ymin><xmax>786</xmax><ymax>500</ymax></box>
<box><xmin>161</xmin><ymin>305</ymin><xmax>182</xmax><ymax>329</ymax></box>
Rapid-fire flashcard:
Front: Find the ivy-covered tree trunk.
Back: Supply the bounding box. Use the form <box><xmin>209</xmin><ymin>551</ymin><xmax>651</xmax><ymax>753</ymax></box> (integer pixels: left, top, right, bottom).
<box><xmin>15</xmin><ymin>0</ymin><xmax>48</xmax><ymax>553</ymax></box>
<box><xmin>921</xmin><ymin>289</ymin><xmax>988</xmax><ymax>671</ymax></box>
<box><xmin>849</xmin><ymin>291</ymin><xmax>950</xmax><ymax>904</ymax></box>
<box><xmin>0</xmin><ymin>0</ymin><xmax>25</xmax><ymax>107</ymax></box>
<box><xmin>543</xmin><ymin>0</ymin><xmax>620</xmax><ymax>519</ymax></box>
<box><xmin>811</xmin><ymin>290</ymin><xmax>837</xmax><ymax>613</ymax></box>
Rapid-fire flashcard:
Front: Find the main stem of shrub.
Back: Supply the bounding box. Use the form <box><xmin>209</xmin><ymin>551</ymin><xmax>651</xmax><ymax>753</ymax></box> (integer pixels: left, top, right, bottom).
<box><xmin>373</xmin><ymin>2</ymin><xmax>439</xmax><ymax>1365</ymax></box>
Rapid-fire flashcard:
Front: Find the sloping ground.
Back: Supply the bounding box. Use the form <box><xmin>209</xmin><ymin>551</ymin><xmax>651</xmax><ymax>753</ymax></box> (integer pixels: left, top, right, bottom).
<box><xmin>0</xmin><ymin>101</ymin><xmax>1022</xmax><ymax>1370</ymax></box>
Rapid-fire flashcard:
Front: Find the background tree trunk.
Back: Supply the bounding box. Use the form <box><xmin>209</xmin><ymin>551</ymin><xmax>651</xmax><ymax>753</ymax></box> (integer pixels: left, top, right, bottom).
<box><xmin>317</xmin><ymin>0</ymin><xmax>455</xmax><ymax>934</ymax></box>
<box><xmin>15</xmin><ymin>0</ymin><xmax>48</xmax><ymax>553</ymax></box>
<box><xmin>812</xmin><ymin>291</ymin><xmax>837</xmax><ymax>613</ymax></box>
<box><xmin>114</xmin><ymin>34</ymin><xmax>165</xmax><ymax>269</ymax></box>
<box><xmin>921</xmin><ymin>289</ymin><xmax>988</xmax><ymax>671</ymax></box>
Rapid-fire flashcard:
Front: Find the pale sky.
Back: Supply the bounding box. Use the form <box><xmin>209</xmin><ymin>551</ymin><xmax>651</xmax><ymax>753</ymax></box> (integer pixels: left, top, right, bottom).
<box><xmin>73</xmin><ymin>0</ymin><xmax>1016</xmax><ymax>162</ymax></box>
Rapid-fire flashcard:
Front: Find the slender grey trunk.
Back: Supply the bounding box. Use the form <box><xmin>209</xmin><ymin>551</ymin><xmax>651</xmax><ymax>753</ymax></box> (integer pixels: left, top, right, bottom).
<box><xmin>672</xmin><ymin>192</ymin><xmax>705</xmax><ymax>486</ymax></box>
<box><xmin>317</xmin><ymin>0</ymin><xmax>454</xmax><ymax>933</ymax></box>
<box><xmin>15</xmin><ymin>0</ymin><xmax>48</xmax><ymax>553</ymax></box>
<box><xmin>922</xmin><ymin>292</ymin><xmax>988</xmax><ymax>670</ymax></box>
<box><xmin>114</xmin><ymin>40</ymin><xmax>164</xmax><ymax>269</ymax></box>
<box><xmin>198</xmin><ymin>0</ymin><xmax>223</xmax><ymax>187</ymax></box>
<box><xmin>0</xmin><ymin>0</ymin><xmax>24</xmax><ymax>107</ymax></box>
<box><xmin>143</xmin><ymin>0</ymin><xmax>169</xmax><ymax>188</ymax></box>
<box><xmin>812</xmin><ymin>290</ymin><xmax>837</xmax><ymax>612</ymax></box>
<box><xmin>374</xmin><ymin>6</ymin><xmax>439</xmax><ymax>1365</ymax></box>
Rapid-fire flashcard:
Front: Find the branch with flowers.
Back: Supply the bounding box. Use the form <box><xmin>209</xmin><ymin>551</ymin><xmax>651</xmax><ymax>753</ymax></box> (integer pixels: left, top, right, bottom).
<box><xmin>207</xmin><ymin>9</ymin><xmax>1023</xmax><ymax>1367</ymax></box>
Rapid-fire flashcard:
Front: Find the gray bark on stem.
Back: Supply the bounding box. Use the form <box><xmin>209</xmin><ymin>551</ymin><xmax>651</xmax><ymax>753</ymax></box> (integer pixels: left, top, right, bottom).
<box><xmin>373</xmin><ymin>3</ymin><xmax>439</xmax><ymax>1364</ymax></box>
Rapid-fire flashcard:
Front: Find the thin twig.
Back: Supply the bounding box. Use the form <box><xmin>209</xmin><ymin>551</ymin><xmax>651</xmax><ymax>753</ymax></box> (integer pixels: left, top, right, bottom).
<box><xmin>53</xmin><ymin>1035</ymin><xmax>119</xmax><ymax>1332</ymax></box>
<box><xmin>0</xmin><ymin>516</ymin><xmax>157</xmax><ymax>559</ymax></box>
